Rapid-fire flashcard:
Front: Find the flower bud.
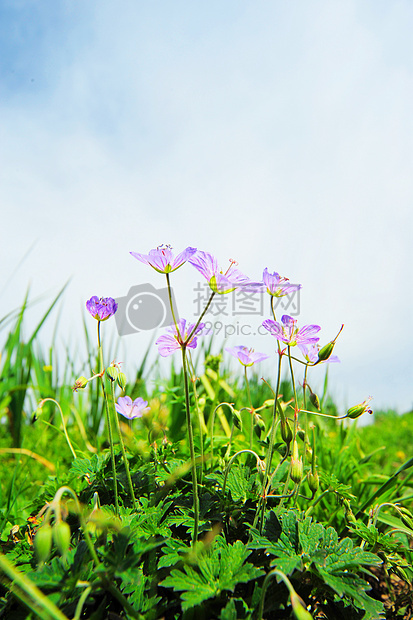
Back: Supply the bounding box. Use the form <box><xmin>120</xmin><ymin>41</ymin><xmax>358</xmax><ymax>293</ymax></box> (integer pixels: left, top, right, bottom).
<box><xmin>106</xmin><ymin>366</ymin><xmax>118</xmax><ymax>382</ymax></box>
<box><xmin>290</xmin><ymin>591</ymin><xmax>313</xmax><ymax>620</ymax></box>
<box><xmin>317</xmin><ymin>325</ymin><xmax>343</xmax><ymax>363</ymax></box>
<box><xmin>52</xmin><ymin>521</ymin><xmax>71</xmax><ymax>557</ymax></box>
<box><xmin>309</xmin><ymin>391</ymin><xmax>320</xmax><ymax>411</ymax></box>
<box><xmin>34</xmin><ymin>524</ymin><xmax>53</xmax><ymax>564</ymax></box>
<box><xmin>232</xmin><ymin>409</ymin><xmax>243</xmax><ymax>430</ymax></box>
<box><xmin>253</xmin><ymin>413</ymin><xmax>266</xmax><ymax>438</ymax></box>
<box><xmin>347</xmin><ymin>397</ymin><xmax>373</xmax><ymax>419</ymax></box>
<box><xmin>343</xmin><ymin>500</ymin><xmax>357</xmax><ymax>525</ymax></box>
<box><xmin>117</xmin><ymin>372</ymin><xmax>127</xmax><ymax>391</ymax></box>
<box><xmin>398</xmin><ymin>507</ymin><xmax>413</xmax><ymax>530</ymax></box>
<box><xmin>280</xmin><ymin>409</ymin><xmax>293</xmax><ymax>446</ymax></box>
<box><xmin>290</xmin><ymin>440</ymin><xmax>303</xmax><ymax>484</ymax></box>
<box><xmin>317</xmin><ymin>342</ymin><xmax>335</xmax><ymax>362</ymax></box>
<box><xmin>307</xmin><ymin>470</ymin><xmax>319</xmax><ymax>494</ymax></box>
<box><xmin>73</xmin><ymin>376</ymin><xmax>88</xmax><ymax>391</ymax></box>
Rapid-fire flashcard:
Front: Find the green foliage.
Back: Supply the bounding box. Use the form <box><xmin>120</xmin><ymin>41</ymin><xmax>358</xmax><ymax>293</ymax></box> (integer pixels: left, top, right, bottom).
<box><xmin>160</xmin><ymin>536</ymin><xmax>264</xmax><ymax>611</ymax></box>
<box><xmin>0</xmin><ymin>296</ymin><xmax>412</xmax><ymax>619</ymax></box>
<box><xmin>250</xmin><ymin>509</ymin><xmax>385</xmax><ymax>619</ymax></box>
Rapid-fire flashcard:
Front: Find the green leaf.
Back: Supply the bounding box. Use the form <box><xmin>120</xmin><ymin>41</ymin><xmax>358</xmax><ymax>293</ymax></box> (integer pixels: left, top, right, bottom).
<box><xmin>319</xmin><ymin>570</ymin><xmax>385</xmax><ymax>619</ymax></box>
<box><xmin>161</xmin><ymin>537</ymin><xmax>264</xmax><ymax>611</ymax></box>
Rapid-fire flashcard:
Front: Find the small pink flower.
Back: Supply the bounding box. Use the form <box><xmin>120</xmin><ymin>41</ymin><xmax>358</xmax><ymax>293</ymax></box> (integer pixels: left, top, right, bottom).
<box><xmin>262</xmin><ymin>268</ymin><xmax>301</xmax><ymax>297</ymax></box>
<box><xmin>130</xmin><ymin>245</ymin><xmax>197</xmax><ymax>273</ymax></box>
<box><xmin>86</xmin><ymin>296</ymin><xmax>118</xmax><ymax>321</ymax></box>
<box><xmin>226</xmin><ymin>345</ymin><xmax>269</xmax><ymax>367</ymax></box>
<box><xmin>262</xmin><ymin>315</ymin><xmax>320</xmax><ymax>352</ymax></box>
<box><xmin>155</xmin><ymin>318</ymin><xmax>206</xmax><ymax>357</ymax></box>
<box><xmin>115</xmin><ymin>396</ymin><xmax>149</xmax><ymax>419</ymax></box>
<box><xmin>189</xmin><ymin>251</ymin><xmax>261</xmax><ymax>294</ymax></box>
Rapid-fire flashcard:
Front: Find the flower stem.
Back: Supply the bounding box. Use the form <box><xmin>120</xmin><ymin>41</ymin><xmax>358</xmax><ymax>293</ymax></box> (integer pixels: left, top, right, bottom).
<box><xmin>97</xmin><ymin>321</ymin><xmax>119</xmax><ymax>517</ymax></box>
<box><xmin>186</xmin><ymin>291</ymin><xmax>215</xmax><ymax>343</ymax></box>
<box><xmin>181</xmin><ymin>346</ymin><xmax>199</xmax><ymax>547</ymax></box>
<box><xmin>244</xmin><ymin>366</ymin><xmax>254</xmax><ymax>450</ymax></box>
<box><xmin>37</xmin><ymin>398</ymin><xmax>77</xmax><ymax>460</ymax></box>
<box><xmin>110</xmin><ymin>381</ymin><xmax>137</xmax><ymax>511</ymax></box>
<box><xmin>253</xmin><ymin>351</ymin><xmax>283</xmax><ymax>531</ymax></box>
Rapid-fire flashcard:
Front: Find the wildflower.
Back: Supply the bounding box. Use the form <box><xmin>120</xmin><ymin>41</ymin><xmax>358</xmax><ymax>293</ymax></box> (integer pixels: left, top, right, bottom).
<box><xmin>155</xmin><ymin>318</ymin><xmax>206</xmax><ymax>357</ymax></box>
<box><xmin>115</xmin><ymin>396</ymin><xmax>149</xmax><ymax>419</ymax></box>
<box><xmin>225</xmin><ymin>345</ymin><xmax>269</xmax><ymax>367</ymax></box>
<box><xmin>86</xmin><ymin>296</ymin><xmax>118</xmax><ymax>321</ymax></box>
<box><xmin>262</xmin><ymin>315</ymin><xmax>320</xmax><ymax>352</ymax></box>
<box><xmin>300</xmin><ymin>344</ymin><xmax>340</xmax><ymax>364</ymax></box>
<box><xmin>262</xmin><ymin>268</ymin><xmax>301</xmax><ymax>297</ymax></box>
<box><xmin>130</xmin><ymin>245</ymin><xmax>197</xmax><ymax>274</ymax></box>
<box><xmin>189</xmin><ymin>251</ymin><xmax>261</xmax><ymax>294</ymax></box>
<box><xmin>346</xmin><ymin>397</ymin><xmax>373</xmax><ymax>419</ymax></box>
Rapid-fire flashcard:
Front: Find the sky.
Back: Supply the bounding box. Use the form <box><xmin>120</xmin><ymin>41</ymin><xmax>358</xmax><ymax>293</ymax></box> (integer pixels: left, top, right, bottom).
<box><xmin>1</xmin><ymin>0</ymin><xmax>412</xmax><ymax>414</ymax></box>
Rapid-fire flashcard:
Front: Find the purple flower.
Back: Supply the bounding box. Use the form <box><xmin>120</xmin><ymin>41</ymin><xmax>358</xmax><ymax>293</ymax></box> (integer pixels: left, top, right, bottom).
<box><xmin>226</xmin><ymin>345</ymin><xmax>269</xmax><ymax>367</ymax></box>
<box><xmin>155</xmin><ymin>318</ymin><xmax>206</xmax><ymax>357</ymax></box>
<box><xmin>86</xmin><ymin>296</ymin><xmax>118</xmax><ymax>321</ymax></box>
<box><xmin>262</xmin><ymin>315</ymin><xmax>321</xmax><ymax>352</ymax></box>
<box><xmin>189</xmin><ymin>251</ymin><xmax>261</xmax><ymax>294</ymax></box>
<box><xmin>115</xmin><ymin>396</ymin><xmax>149</xmax><ymax>419</ymax></box>
<box><xmin>300</xmin><ymin>344</ymin><xmax>340</xmax><ymax>364</ymax></box>
<box><xmin>130</xmin><ymin>245</ymin><xmax>197</xmax><ymax>273</ymax></box>
<box><xmin>263</xmin><ymin>268</ymin><xmax>301</xmax><ymax>297</ymax></box>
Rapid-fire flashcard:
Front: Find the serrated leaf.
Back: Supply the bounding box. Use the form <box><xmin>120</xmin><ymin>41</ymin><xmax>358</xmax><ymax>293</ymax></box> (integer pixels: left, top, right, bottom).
<box><xmin>158</xmin><ymin>538</ymin><xmax>190</xmax><ymax>569</ymax></box>
<box><xmin>216</xmin><ymin>464</ymin><xmax>259</xmax><ymax>503</ymax></box>
<box><xmin>319</xmin><ymin>471</ymin><xmax>356</xmax><ymax>501</ymax></box>
<box><xmin>161</xmin><ymin>537</ymin><xmax>264</xmax><ymax>611</ymax></box>
<box><xmin>318</xmin><ymin>570</ymin><xmax>385</xmax><ymax>619</ymax></box>
<box><xmin>68</xmin><ymin>453</ymin><xmax>107</xmax><ymax>484</ymax></box>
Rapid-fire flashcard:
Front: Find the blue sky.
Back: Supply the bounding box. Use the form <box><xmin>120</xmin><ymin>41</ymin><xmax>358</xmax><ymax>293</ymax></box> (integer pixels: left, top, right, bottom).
<box><xmin>1</xmin><ymin>0</ymin><xmax>412</xmax><ymax>413</ymax></box>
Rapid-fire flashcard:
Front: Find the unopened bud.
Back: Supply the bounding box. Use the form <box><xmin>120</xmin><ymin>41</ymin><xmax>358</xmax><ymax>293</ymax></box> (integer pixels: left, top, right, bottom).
<box><xmin>290</xmin><ymin>440</ymin><xmax>303</xmax><ymax>484</ymax></box>
<box><xmin>73</xmin><ymin>376</ymin><xmax>88</xmax><ymax>391</ymax></box>
<box><xmin>307</xmin><ymin>470</ymin><xmax>319</xmax><ymax>494</ymax></box>
<box><xmin>253</xmin><ymin>413</ymin><xmax>266</xmax><ymax>438</ymax></box>
<box><xmin>309</xmin><ymin>391</ymin><xmax>320</xmax><ymax>410</ymax></box>
<box><xmin>106</xmin><ymin>366</ymin><xmax>118</xmax><ymax>382</ymax></box>
<box><xmin>317</xmin><ymin>325</ymin><xmax>343</xmax><ymax>363</ymax></box>
<box><xmin>280</xmin><ymin>410</ymin><xmax>293</xmax><ymax>446</ymax></box>
<box><xmin>398</xmin><ymin>507</ymin><xmax>413</xmax><ymax>530</ymax></box>
<box><xmin>232</xmin><ymin>409</ymin><xmax>243</xmax><ymax>430</ymax></box>
<box><xmin>34</xmin><ymin>524</ymin><xmax>53</xmax><ymax>564</ymax></box>
<box><xmin>317</xmin><ymin>342</ymin><xmax>334</xmax><ymax>362</ymax></box>
<box><xmin>290</xmin><ymin>591</ymin><xmax>313</xmax><ymax>620</ymax></box>
<box><xmin>52</xmin><ymin>521</ymin><xmax>71</xmax><ymax>557</ymax></box>
<box><xmin>117</xmin><ymin>372</ymin><xmax>127</xmax><ymax>390</ymax></box>
<box><xmin>347</xmin><ymin>397</ymin><xmax>373</xmax><ymax>419</ymax></box>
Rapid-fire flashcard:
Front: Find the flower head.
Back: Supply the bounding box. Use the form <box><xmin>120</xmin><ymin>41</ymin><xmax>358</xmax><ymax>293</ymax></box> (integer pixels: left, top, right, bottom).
<box><xmin>226</xmin><ymin>345</ymin><xmax>269</xmax><ymax>367</ymax></box>
<box><xmin>189</xmin><ymin>251</ymin><xmax>261</xmax><ymax>294</ymax></box>
<box><xmin>347</xmin><ymin>397</ymin><xmax>373</xmax><ymax>419</ymax></box>
<box><xmin>300</xmin><ymin>344</ymin><xmax>340</xmax><ymax>364</ymax></box>
<box><xmin>262</xmin><ymin>315</ymin><xmax>320</xmax><ymax>352</ymax></box>
<box><xmin>155</xmin><ymin>318</ymin><xmax>206</xmax><ymax>357</ymax></box>
<box><xmin>130</xmin><ymin>245</ymin><xmax>197</xmax><ymax>274</ymax></box>
<box><xmin>115</xmin><ymin>396</ymin><xmax>149</xmax><ymax>419</ymax></box>
<box><xmin>86</xmin><ymin>296</ymin><xmax>118</xmax><ymax>321</ymax></box>
<box><xmin>263</xmin><ymin>268</ymin><xmax>301</xmax><ymax>297</ymax></box>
